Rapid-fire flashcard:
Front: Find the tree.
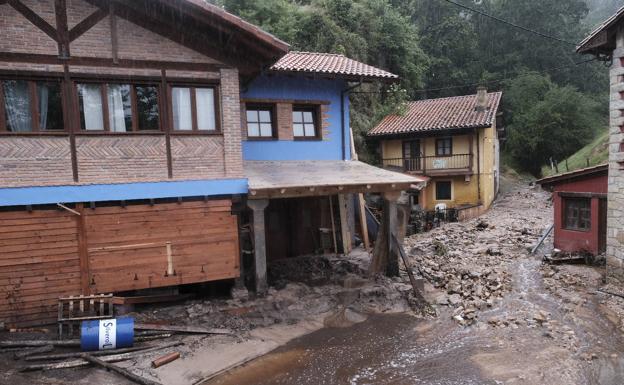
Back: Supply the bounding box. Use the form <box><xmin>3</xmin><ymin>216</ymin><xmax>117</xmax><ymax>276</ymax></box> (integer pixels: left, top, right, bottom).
<box><xmin>505</xmin><ymin>74</ymin><xmax>603</xmax><ymax>176</ymax></box>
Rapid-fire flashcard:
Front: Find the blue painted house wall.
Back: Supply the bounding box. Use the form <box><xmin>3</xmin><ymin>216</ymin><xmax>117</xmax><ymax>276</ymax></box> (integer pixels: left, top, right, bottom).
<box><xmin>242</xmin><ymin>75</ymin><xmax>351</xmax><ymax>161</ymax></box>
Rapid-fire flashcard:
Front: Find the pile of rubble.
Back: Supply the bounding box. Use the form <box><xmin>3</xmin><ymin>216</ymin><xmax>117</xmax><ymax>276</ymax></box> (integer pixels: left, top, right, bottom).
<box><xmin>404</xmin><ymin>186</ymin><xmax>552</xmax><ymax>325</ymax></box>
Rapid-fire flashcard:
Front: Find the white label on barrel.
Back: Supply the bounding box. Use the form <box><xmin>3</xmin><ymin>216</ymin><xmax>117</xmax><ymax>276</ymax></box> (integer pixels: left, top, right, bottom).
<box><xmin>99</xmin><ymin>319</ymin><xmax>117</xmax><ymax>350</ymax></box>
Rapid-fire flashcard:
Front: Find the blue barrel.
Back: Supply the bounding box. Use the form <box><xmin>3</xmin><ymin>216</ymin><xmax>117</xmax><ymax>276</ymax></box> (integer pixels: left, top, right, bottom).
<box><xmin>81</xmin><ymin>317</ymin><xmax>134</xmax><ymax>351</ymax></box>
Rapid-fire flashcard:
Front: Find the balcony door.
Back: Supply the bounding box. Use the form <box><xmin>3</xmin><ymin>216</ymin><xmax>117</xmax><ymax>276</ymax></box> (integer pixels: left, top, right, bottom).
<box><xmin>402</xmin><ymin>140</ymin><xmax>421</xmax><ymax>171</ymax></box>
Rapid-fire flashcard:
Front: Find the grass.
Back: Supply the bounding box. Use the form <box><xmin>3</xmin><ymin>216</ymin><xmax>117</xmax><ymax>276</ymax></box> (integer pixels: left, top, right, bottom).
<box><xmin>540</xmin><ymin>129</ymin><xmax>609</xmax><ymax>177</ymax></box>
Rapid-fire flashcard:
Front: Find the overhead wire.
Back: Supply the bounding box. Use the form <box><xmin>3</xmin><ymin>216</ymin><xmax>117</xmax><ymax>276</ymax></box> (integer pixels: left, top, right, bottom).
<box><xmin>349</xmin><ymin>58</ymin><xmax>598</xmax><ymax>95</ymax></box>
<box><xmin>437</xmin><ymin>0</ymin><xmax>578</xmax><ymax>47</ymax></box>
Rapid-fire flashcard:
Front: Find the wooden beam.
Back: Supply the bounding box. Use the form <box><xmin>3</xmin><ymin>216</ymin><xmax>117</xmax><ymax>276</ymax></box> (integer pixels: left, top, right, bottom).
<box><xmin>358</xmin><ymin>193</ymin><xmax>370</xmax><ymax>251</ymax></box>
<box><xmin>0</xmin><ymin>52</ymin><xmax>224</xmax><ymax>72</ymax></box>
<box><xmin>54</xmin><ymin>0</ymin><xmax>70</xmax><ymax>58</ymax></box>
<box><xmin>109</xmin><ymin>2</ymin><xmax>118</xmax><ymax>64</ymax></box>
<box><xmin>8</xmin><ymin>0</ymin><xmax>59</xmax><ymax>42</ymax></box>
<box><xmin>338</xmin><ymin>194</ymin><xmax>351</xmax><ymax>255</ymax></box>
<box><xmin>68</xmin><ymin>8</ymin><xmax>108</xmax><ymax>42</ymax></box>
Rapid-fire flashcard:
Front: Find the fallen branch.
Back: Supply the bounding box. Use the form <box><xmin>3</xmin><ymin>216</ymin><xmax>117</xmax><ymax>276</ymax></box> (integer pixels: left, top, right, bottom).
<box><xmin>13</xmin><ymin>345</ymin><xmax>54</xmax><ymax>360</ymax></box>
<box><xmin>19</xmin><ymin>342</ymin><xmax>183</xmax><ymax>372</ymax></box>
<box><xmin>135</xmin><ymin>323</ymin><xmax>233</xmax><ymax>336</ymax></box>
<box><xmin>26</xmin><ymin>345</ymin><xmax>152</xmax><ymax>361</ymax></box>
<box><xmin>82</xmin><ymin>354</ymin><xmax>162</xmax><ymax>385</ymax></box>
<box><xmin>597</xmin><ymin>288</ymin><xmax>624</xmax><ymax>300</ymax></box>
<box><xmin>151</xmin><ymin>352</ymin><xmax>180</xmax><ymax>368</ymax></box>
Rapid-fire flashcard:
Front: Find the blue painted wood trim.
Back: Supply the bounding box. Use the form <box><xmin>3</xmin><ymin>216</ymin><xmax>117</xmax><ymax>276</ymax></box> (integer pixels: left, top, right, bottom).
<box><xmin>0</xmin><ymin>179</ymin><xmax>248</xmax><ymax>207</ymax></box>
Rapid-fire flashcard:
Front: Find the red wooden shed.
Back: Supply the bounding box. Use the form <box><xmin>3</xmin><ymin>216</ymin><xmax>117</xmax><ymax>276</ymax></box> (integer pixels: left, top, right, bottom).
<box><xmin>537</xmin><ymin>164</ymin><xmax>608</xmax><ymax>256</ymax></box>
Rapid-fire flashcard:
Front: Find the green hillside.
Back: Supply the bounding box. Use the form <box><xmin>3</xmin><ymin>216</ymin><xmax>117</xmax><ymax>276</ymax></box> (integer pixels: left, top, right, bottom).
<box><xmin>541</xmin><ymin>129</ymin><xmax>609</xmax><ymax>177</ymax></box>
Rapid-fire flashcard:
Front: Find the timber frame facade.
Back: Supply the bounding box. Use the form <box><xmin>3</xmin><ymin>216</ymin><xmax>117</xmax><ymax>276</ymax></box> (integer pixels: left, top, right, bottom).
<box><xmin>0</xmin><ymin>0</ymin><xmax>421</xmax><ymax>327</ymax></box>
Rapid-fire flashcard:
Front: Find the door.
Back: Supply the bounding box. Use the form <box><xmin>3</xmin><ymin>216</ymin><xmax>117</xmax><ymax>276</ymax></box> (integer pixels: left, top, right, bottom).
<box><xmin>402</xmin><ymin>140</ymin><xmax>421</xmax><ymax>171</ymax></box>
<box><xmin>598</xmin><ymin>198</ymin><xmax>607</xmax><ymax>254</ymax></box>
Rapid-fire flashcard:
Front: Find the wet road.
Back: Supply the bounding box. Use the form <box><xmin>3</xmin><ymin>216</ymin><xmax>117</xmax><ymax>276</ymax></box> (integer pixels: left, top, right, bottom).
<box><xmin>206</xmin><ymin>258</ymin><xmax>624</xmax><ymax>385</ymax></box>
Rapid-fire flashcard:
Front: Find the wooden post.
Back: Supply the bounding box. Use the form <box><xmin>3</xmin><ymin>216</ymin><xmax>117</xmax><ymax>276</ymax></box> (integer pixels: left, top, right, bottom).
<box><xmin>358</xmin><ymin>193</ymin><xmax>370</xmax><ymax>251</ymax></box>
<box><xmin>247</xmin><ymin>199</ymin><xmax>269</xmax><ymax>295</ymax></box>
<box><xmin>328</xmin><ymin>196</ymin><xmax>338</xmax><ymax>254</ymax></box>
<box><xmin>338</xmin><ymin>194</ymin><xmax>351</xmax><ymax>255</ymax></box>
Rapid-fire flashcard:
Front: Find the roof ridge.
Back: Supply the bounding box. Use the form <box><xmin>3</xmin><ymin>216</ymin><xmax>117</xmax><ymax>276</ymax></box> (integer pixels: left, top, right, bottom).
<box><xmin>407</xmin><ymin>91</ymin><xmax>502</xmax><ymax>104</ymax></box>
<box><xmin>287</xmin><ymin>51</ymin><xmax>347</xmax><ymax>57</ymax></box>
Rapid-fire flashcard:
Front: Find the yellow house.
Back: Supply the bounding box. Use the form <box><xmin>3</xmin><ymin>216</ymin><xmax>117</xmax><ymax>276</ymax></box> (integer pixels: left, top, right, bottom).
<box><xmin>368</xmin><ymin>88</ymin><xmax>502</xmax><ymax>219</ymax></box>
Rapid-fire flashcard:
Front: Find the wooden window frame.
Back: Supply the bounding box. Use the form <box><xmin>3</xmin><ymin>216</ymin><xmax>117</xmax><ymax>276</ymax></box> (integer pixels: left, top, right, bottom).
<box><xmin>563</xmin><ymin>197</ymin><xmax>591</xmax><ymax>232</ymax></box>
<box><xmin>0</xmin><ymin>77</ymin><xmax>66</xmax><ymax>134</ymax></box>
<box><xmin>245</xmin><ymin>103</ymin><xmax>276</xmax><ymax>140</ymax></box>
<box><xmin>435</xmin><ymin>180</ymin><xmax>453</xmax><ymax>201</ymax></box>
<box><xmin>292</xmin><ymin>104</ymin><xmax>321</xmax><ymax>140</ymax></box>
<box><xmin>74</xmin><ymin>80</ymin><xmax>163</xmax><ymax>134</ymax></box>
<box><xmin>436</xmin><ymin>137</ymin><xmax>453</xmax><ymax>156</ymax></box>
<box><xmin>167</xmin><ymin>83</ymin><xmax>221</xmax><ymax>135</ymax></box>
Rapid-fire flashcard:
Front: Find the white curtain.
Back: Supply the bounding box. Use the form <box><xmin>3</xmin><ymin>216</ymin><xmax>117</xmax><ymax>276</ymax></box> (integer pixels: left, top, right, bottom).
<box><xmin>37</xmin><ymin>83</ymin><xmax>49</xmax><ymax>130</ymax></box>
<box><xmin>172</xmin><ymin>87</ymin><xmax>192</xmax><ymax>130</ymax></box>
<box><xmin>79</xmin><ymin>84</ymin><xmax>104</xmax><ymax>131</ymax></box>
<box><xmin>4</xmin><ymin>80</ymin><xmax>31</xmax><ymax>132</ymax></box>
<box><xmin>107</xmin><ymin>84</ymin><xmax>128</xmax><ymax>132</ymax></box>
<box><xmin>195</xmin><ymin>88</ymin><xmax>216</xmax><ymax>131</ymax></box>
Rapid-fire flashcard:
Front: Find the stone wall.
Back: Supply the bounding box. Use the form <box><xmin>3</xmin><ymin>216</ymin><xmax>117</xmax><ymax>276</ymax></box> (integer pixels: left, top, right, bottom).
<box><xmin>607</xmin><ymin>25</ymin><xmax>624</xmax><ymax>284</ymax></box>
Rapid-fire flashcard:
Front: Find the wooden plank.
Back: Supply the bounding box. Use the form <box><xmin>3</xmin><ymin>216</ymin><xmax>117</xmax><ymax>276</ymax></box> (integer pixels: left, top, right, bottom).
<box><xmin>109</xmin><ymin>2</ymin><xmax>118</xmax><ymax>64</ymax></box>
<box><xmin>135</xmin><ymin>323</ymin><xmax>232</xmax><ymax>335</ymax></box>
<box><xmin>358</xmin><ymin>193</ymin><xmax>370</xmax><ymax>251</ymax></box>
<box><xmin>0</xmin><ymin>240</ymin><xmax>79</xmax><ymax>254</ymax></box>
<box><xmin>338</xmin><ymin>194</ymin><xmax>351</xmax><ymax>255</ymax></box>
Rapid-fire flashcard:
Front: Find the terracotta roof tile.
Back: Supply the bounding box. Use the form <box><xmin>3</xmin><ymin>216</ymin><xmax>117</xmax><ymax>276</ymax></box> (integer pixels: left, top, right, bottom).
<box><xmin>270</xmin><ymin>51</ymin><xmax>398</xmax><ymax>80</ymax></box>
<box><xmin>368</xmin><ymin>92</ymin><xmax>502</xmax><ymax>137</ymax></box>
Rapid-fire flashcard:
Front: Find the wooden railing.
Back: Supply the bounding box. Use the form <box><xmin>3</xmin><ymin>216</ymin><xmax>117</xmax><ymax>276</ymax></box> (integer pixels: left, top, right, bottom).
<box><xmin>382</xmin><ymin>154</ymin><xmax>472</xmax><ymax>173</ymax></box>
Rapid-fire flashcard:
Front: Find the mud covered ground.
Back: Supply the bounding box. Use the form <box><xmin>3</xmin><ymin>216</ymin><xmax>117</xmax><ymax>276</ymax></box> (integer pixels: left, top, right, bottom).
<box><xmin>205</xmin><ymin>180</ymin><xmax>624</xmax><ymax>385</ymax></box>
<box><xmin>4</xmin><ymin>177</ymin><xmax>624</xmax><ymax>385</ymax></box>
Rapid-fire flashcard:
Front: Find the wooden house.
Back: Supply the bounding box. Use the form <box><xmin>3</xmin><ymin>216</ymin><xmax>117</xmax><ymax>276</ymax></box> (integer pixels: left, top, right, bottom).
<box><xmin>537</xmin><ymin>164</ymin><xmax>608</xmax><ymax>256</ymax></box>
<box><xmin>577</xmin><ymin>6</ymin><xmax>624</xmax><ymax>283</ymax></box>
<box><xmin>368</xmin><ymin>88</ymin><xmax>502</xmax><ymax>219</ymax></box>
<box><xmin>0</xmin><ymin>1</ymin><xmax>423</xmax><ymax>326</ymax></box>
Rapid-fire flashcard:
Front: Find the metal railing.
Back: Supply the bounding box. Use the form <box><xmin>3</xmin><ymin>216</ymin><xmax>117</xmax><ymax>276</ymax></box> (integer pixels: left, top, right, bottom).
<box><xmin>382</xmin><ymin>154</ymin><xmax>472</xmax><ymax>173</ymax></box>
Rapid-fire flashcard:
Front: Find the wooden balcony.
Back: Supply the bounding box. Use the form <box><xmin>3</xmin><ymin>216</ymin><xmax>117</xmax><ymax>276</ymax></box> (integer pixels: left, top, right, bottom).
<box><xmin>382</xmin><ymin>154</ymin><xmax>473</xmax><ymax>176</ymax></box>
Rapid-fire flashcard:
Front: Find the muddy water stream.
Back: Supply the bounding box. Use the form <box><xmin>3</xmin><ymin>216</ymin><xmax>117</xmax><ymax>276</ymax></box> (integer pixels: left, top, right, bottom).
<box><xmin>205</xmin><ymin>255</ymin><xmax>624</xmax><ymax>385</ymax></box>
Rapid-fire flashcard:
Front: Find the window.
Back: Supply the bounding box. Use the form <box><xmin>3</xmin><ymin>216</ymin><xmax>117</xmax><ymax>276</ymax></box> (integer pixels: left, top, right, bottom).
<box><xmin>171</xmin><ymin>86</ymin><xmax>217</xmax><ymax>131</ymax></box>
<box><xmin>564</xmin><ymin>198</ymin><xmax>591</xmax><ymax>231</ymax></box>
<box><xmin>292</xmin><ymin>105</ymin><xmax>318</xmax><ymax>138</ymax></box>
<box><xmin>0</xmin><ymin>79</ymin><xmax>64</xmax><ymax>132</ymax></box>
<box><xmin>436</xmin><ymin>181</ymin><xmax>452</xmax><ymax>200</ymax></box>
<box><xmin>78</xmin><ymin>83</ymin><xmax>161</xmax><ymax>132</ymax></box>
<box><xmin>436</xmin><ymin>137</ymin><xmax>452</xmax><ymax>156</ymax></box>
<box><xmin>246</xmin><ymin>104</ymin><xmax>274</xmax><ymax>138</ymax></box>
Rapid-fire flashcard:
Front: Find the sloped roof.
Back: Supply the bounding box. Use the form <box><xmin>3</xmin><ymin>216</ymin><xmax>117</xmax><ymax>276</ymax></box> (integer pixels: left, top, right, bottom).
<box><xmin>577</xmin><ymin>5</ymin><xmax>624</xmax><ymax>54</ymax></box>
<box><xmin>270</xmin><ymin>51</ymin><xmax>398</xmax><ymax>81</ymax></box>
<box><xmin>368</xmin><ymin>92</ymin><xmax>502</xmax><ymax>137</ymax></box>
<box><xmin>536</xmin><ymin>164</ymin><xmax>608</xmax><ymax>187</ymax></box>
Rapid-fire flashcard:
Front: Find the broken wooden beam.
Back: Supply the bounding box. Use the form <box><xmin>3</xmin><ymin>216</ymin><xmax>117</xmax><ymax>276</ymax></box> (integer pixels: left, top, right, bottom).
<box><xmin>19</xmin><ymin>342</ymin><xmax>183</xmax><ymax>372</ymax></box>
<box><xmin>13</xmin><ymin>345</ymin><xmax>54</xmax><ymax>360</ymax></box>
<box><xmin>151</xmin><ymin>351</ymin><xmax>180</xmax><ymax>368</ymax></box>
<box><xmin>25</xmin><ymin>345</ymin><xmax>152</xmax><ymax>361</ymax></box>
<box><xmin>1</xmin><ymin>339</ymin><xmax>80</xmax><ymax>348</ymax></box>
<box><xmin>82</xmin><ymin>354</ymin><xmax>162</xmax><ymax>385</ymax></box>
<box><xmin>134</xmin><ymin>323</ymin><xmax>233</xmax><ymax>336</ymax></box>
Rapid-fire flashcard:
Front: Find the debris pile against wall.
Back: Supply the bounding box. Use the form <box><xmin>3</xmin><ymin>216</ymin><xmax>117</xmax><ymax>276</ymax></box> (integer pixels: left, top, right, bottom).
<box><xmin>135</xmin><ymin>253</ymin><xmax>424</xmax><ymax>335</ymax></box>
<box><xmin>405</xmin><ymin>186</ymin><xmax>552</xmax><ymax>325</ymax></box>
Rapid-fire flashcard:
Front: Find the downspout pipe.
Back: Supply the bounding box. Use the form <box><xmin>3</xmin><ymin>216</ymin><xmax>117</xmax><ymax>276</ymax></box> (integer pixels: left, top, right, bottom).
<box><xmin>341</xmin><ymin>80</ymin><xmax>363</xmax><ymax>161</ymax></box>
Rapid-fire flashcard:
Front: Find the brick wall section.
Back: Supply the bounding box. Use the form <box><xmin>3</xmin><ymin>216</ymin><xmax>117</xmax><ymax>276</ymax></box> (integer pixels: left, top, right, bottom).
<box><xmin>220</xmin><ymin>68</ymin><xmax>244</xmax><ymax>178</ymax></box>
<box><xmin>276</xmin><ymin>103</ymin><xmax>294</xmax><ymax>140</ymax></box>
<box><xmin>76</xmin><ymin>136</ymin><xmax>168</xmax><ymax>184</ymax></box>
<box><xmin>0</xmin><ymin>137</ymin><xmax>74</xmax><ymax>187</ymax></box>
<box><xmin>0</xmin><ymin>2</ymin><xmax>57</xmax><ymax>55</ymax></box>
<box><xmin>607</xmin><ymin>25</ymin><xmax>624</xmax><ymax>284</ymax></box>
<box><xmin>68</xmin><ymin>0</ymin><xmax>112</xmax><ymax>58</ymax></box>
<box><xmin>171</xmin><ymin>136</ymin><xmax>226</xmax><ymax>179</ymax></box>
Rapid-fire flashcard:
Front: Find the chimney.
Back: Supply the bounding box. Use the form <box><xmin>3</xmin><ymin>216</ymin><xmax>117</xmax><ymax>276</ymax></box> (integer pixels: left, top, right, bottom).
<box><xmin>476</xmin><ymin>86</ymin><xmax>488</xmax><ymax>112</ymax></box>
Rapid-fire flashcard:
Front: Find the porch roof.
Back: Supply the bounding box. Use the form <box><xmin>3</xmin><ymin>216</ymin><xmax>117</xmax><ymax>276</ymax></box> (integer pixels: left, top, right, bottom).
<box><xmin>244</xmin><ymin>160</ymin><xmax>425</xmax><ymax>199</ymax></box>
